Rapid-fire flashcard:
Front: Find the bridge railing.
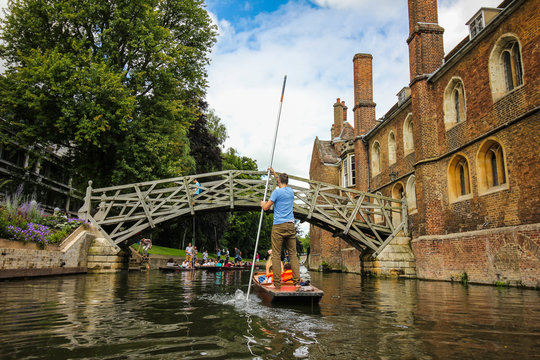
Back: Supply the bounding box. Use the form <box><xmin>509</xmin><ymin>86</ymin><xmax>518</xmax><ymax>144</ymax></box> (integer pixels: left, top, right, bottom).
<box><xmin>78</xmin><ymin>170</ymin><xmax>407</xmax><ymax>254</ymax></box>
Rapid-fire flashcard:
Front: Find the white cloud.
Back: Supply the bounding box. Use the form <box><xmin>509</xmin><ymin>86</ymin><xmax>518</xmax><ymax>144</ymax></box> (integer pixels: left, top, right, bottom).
<box><xmin>207</xmin><ymin>0</ymin><xmax>501</xmax><ymax>179</ymax></box>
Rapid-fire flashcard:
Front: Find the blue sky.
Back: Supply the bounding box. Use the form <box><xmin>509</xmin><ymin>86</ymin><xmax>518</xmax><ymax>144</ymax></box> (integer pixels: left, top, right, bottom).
<box><xmin>206</xmin><ymin>0</ymin><xmax>294</xmax><ymax>30</ymax></box>
<box><xmin>204</xmin><ymin>0</ymin><xmax>502</xmax><ymax>179</ymax></box>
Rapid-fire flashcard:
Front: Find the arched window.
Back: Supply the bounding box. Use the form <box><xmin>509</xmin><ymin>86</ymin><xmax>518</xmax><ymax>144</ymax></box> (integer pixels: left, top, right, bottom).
<box><xmin>477</xmin><ymin>139</ymin><xmax>508</xmax><ymax>194</ymax></box>
<box><xmin>448</xmin><ymin>154</ymin><xmax>472</xmax><ymax>202</ymax></box>
<box><xmin>371</xmin><ymin>141</ymin><xmax>381</xmax><ymax>175</ymax></box>
<box><xmin>489</xmin><ymin>35</ymin><xmax>524</xmax><ymax>101</ymax></box>
<box><xmin>444</xmin><ymin>78</ymin><xmax>466</xmax><ymax>129</ymax></box>
<box><xmin>406</xmin><ymin>175</ymin><xmax>417</xmax><ymax>212</ymax></box>
<box><xmin>388</xmin><ymin>131</ymin><xmax>396</xmax><ymax>165</ymax></box>
<box><xmin>403</xmin><ymin>114</ymin><xmax>414</xmax><ymax>155</ymax></box>
<box><xmin>502</xmin><ymin>41</ymin><xmax>523</xmax><ymax>91</ymax></box>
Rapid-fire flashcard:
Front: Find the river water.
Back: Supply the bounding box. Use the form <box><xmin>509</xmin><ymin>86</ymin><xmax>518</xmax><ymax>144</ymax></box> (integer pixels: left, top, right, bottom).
<box><xmin>0</xmin><ymin>269</ymin><xmax>538</xmax><ymax>359</ymax></box>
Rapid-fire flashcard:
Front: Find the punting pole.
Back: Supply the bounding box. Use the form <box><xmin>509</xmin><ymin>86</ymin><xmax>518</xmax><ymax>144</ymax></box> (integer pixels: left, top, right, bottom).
<box><xmin>246</xmin><ymin>75</ymin><xmax>287</xmax><ymax>301</ymax></box>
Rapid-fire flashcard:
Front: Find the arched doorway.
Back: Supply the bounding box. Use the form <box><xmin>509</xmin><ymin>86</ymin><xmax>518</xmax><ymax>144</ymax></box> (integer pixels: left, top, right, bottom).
<box><xmin>391</xmin><ymin>182</ymin><xmax>404</xmax><ymax>228</ymax></box>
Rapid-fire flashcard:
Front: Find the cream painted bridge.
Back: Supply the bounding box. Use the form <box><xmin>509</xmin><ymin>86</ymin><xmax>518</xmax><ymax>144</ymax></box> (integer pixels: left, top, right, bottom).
<box><xmin>78</xmin><ymin>170</ymin><xmax>408</xmax><ymax>255</ymax></box>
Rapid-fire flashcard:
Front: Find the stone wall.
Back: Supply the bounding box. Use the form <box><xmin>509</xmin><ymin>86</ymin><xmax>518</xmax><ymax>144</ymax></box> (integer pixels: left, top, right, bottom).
<box><xmin>0</xmin><ymin>226</ymin><xmax>127</xmax><ymax>278</ymax></box>
<box><xmin>362</xmin><ymin>237</ymin><xmax>416</xmax><ymax>277</ymax></box>
<box><xmin>412</xmin><ymin>224</ymin><xmax>540</xmax><ymax>288</ymax></box>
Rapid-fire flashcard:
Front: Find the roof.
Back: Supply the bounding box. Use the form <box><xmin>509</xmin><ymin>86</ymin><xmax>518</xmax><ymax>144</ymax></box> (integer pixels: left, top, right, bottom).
<box><xmin>315</xmin><ymin>138</ymin><xmax>340</xmax><ymax>165</ymax></box>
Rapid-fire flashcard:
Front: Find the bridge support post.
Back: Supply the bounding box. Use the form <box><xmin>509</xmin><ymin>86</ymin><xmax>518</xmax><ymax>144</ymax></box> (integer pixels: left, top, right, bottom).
<box><xmin>78</xmin><ymin>180</ymin><xmax>93</xmax><ymax>221</ymax></box>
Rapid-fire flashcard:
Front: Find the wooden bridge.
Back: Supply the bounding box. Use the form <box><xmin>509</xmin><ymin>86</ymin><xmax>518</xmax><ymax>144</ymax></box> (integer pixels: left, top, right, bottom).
<box><xmin>78</xmin><ymin>170</ymin><xmax>408</xmax><ymax>255</ymax></box>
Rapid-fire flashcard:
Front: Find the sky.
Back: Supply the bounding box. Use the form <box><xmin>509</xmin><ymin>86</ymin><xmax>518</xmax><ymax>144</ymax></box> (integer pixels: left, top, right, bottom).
<box><xmin>204</xmin><ymin>0</ymin><xmax>502</xmax><ymax>179</ymax></box>
<box><xmin>0</xmin><ymin>0</ymin><xmax>503</xmax><ymax>180</ymax></box>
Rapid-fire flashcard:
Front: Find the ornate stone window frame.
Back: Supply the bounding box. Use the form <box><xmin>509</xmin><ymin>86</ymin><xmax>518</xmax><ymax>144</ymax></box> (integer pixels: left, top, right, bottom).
<box><xmin>477</xmin><ymin>138</ymin><xmax>509</xmax><ymax>196</ymax></box>
<box><xmin>443</xmin><ymin>77</ymin><xmax>466</xmax><ymax>131</ymax></box>
<box><xmin>489</xmin><ymin>34</ymin><xmax>524</xmax><ymax>102</ymax></box>
<box><xmin>448</xmin><ymin>153</ymin><xmax>473</xmax><ymax>203</ymax></box>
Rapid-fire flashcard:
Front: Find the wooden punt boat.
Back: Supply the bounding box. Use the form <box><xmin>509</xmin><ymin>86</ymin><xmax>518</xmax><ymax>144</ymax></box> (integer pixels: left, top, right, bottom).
<box><xmin>159</xmin><ymin>266</ymin><xmax>194</xmax><ymax>272</ymax></box>
<box><xmin>252</xmin><ymin>273</ymin><xmax>324</xmax><ymax>304</ymax></box>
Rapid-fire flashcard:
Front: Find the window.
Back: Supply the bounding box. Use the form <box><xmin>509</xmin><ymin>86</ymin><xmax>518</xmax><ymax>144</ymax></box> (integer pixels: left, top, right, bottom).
<box><xmin>444</xmin><ymin>78</ymin><xmax>466</xmax><ymax>129</ymax></box>
<box><xmin>469</xmin><ymin>14</ymin><xmax>483</xmax><ymax>38</ymax></box>
<box><xmin>406</xmin><ymin>175</ymin><xmax>417</xmax><ymax>212</ymax></box>
<box><xmin>350</xmin><ymin>154</ymin><xmax>355</xmax><ymax>186</ymax></box>
<box><xmin>502</xmin><ymin>42</ymin><xmax>523</xmax><ymax>91</ymax></box>
<box><xmin>341</xmin><ymin>153</ymin><xmax>356</xmax><ymax>187</ymax></box>
<box><xmin>489</xmin><ymin>35</ymin><xmax>524</xmax><ymax>101</ymax></box>
<box><xmin>342</xmin><ymin>157</ymin><xmax>349</xmax><ymax>187</ymax></box>
<box><xmin>448</xmin><ymin>154</ymin><xmax>472</xmax><ymax>202</ymax></box>
<box><xmin>371</xmin><ymin>142</ymin><xmax>381</xmax><ymax>175</ymax></box>
<box><xmin>403</xmin><ymin>114</ymin><xmax>414</xmax><ymax>155</ymax></box>
<box><xmin>388</xmin><ymin>131</ymin><xmax>396</xmax><ymax>165</ymax></box>
<box><xmin>477</xmin><ymin>139</ymin><xmax>508</xmax><ymax>194</ymax></box>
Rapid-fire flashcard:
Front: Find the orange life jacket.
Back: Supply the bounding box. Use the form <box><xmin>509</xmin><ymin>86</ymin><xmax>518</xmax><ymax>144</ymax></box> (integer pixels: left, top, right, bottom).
<box><xmin>281</xmin><ymin>269</ymin><xmax>293</xmax><ymax>282</ymax></box>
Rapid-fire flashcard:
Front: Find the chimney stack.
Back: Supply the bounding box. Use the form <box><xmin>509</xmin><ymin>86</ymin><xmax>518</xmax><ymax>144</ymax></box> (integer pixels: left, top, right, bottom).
<box><xmin>332</xmin><ymin>98</ymin><xmax>347</xmax><ymax>139</ymax></box>
<box><xmin>407</xmin><ymin>0</ymin><xmax>444</xmax><ymax>81</ymax></box>
<box><xmin>352</xmin><ymin>53</ymin><xmax>376</xmax><ymax>137</ymax></box>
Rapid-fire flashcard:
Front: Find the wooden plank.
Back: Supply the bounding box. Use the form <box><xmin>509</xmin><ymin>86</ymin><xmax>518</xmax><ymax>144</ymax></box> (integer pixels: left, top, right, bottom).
<box><xmin>307</xmin><ymin>183</ymin><xmax>320</xmax><ymax>220</ymax></box>
<box><xmin>135</xmin><ymin>185</ymin><xmax>155</xmax><ymax>228</ymax></box>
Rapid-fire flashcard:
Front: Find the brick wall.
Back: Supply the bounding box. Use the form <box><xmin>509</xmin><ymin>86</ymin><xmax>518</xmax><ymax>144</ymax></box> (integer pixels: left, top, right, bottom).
<box><xmin>412</xmin><ymin>224</ymin><xmax>540</xmax><ymax>287</ymax></box>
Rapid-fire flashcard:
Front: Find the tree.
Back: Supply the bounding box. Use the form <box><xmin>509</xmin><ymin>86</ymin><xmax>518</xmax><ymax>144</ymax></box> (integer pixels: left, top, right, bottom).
<box><xmin>220</xmin><ymin>148</ymin><xmax>273</xmax><ymax>257</ymax></box>
<box><xmin>0</xmin><ymin>0</ymin><xmax>217</xmax><ymax>188</ymax></box>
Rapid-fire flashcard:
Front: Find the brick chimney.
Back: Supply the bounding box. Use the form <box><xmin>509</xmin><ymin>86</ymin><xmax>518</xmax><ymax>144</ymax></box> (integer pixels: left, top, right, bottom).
<box><xmin>352</xmin><ymin>53</ymin><xmax>376</xmax><ymax>137</ymax></box>
<box><xmin>332</xmin><ymin>98</ymin><xmax>346</xmax><ymax>139</ymax></box>
<box><xmin>407</xmin><ymin>0</ymin><xmax>445</xmax><ymax>82</ymax></box>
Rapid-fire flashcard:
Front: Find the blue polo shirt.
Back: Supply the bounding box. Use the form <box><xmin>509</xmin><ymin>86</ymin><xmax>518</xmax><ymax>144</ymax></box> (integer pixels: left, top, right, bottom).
<box><xmin>269</xmin><ymin>186</ymin><xmax>294</xmax><ymax>225</ymax></box>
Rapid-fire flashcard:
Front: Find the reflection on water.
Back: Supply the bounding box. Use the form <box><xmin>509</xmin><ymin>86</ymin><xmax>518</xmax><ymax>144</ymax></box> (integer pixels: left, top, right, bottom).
<box><xmin>0</xmin><ymin>269</ymin><xmax>538</xmax><ymax>359</ymax></box>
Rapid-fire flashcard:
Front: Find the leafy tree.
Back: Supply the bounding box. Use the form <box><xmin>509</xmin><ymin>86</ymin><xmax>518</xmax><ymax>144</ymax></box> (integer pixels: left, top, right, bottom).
<box><xmin>206</xmin><ymin>108</ymin><xmax>228</xmax><ymax>148</ymax></box>
<box><xmin>188</xmin><ymin>101</ymin><xmax>223</xmax><ymax>174</ymax></box>
<box><xmin>0</xmin><ymin>0</ymin><xmax>217</xmax><ymax>188</ymax></box>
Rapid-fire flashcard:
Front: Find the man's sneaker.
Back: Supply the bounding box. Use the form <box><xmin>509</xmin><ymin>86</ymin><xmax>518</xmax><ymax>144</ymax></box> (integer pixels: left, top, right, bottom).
<box><xmin>299</xmin><ymin>280</ymin><xmax>310</xmax><ymax>286</ymax></box>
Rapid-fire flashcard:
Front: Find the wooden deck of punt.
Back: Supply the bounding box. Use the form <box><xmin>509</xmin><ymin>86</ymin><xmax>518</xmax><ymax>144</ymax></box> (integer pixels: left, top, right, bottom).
<box><xmin>252</xmin><ymin>273</ymin><xmax>324</xmax><ymax>304</ymax></box>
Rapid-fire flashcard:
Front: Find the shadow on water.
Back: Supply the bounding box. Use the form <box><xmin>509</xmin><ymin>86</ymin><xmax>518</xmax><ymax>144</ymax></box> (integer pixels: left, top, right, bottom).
<box><xmin>0</xmin><ymin>269</ymin><xmax>539</xmax><ymax>359</ymax></box>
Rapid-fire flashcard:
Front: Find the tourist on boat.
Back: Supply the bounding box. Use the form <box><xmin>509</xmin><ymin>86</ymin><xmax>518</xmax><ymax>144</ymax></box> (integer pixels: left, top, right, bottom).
<box><xmin>181</xmin><ymin>259</ymin><xmax>190</xmax><ymax>268</ymax></box>
<box><xmin>216</xmin><ymin>260</ymin><xmax>223</xmax><ymax>267</ymax></box>
<box><xmin>260</xmin><ymin>168</ymin><xmax>300</xmax><ymax>290</ymax></box>
<box><xmin>203</xmin><ymin>250</ymin><xmax>208</xmax><ymax>262</ymax></box>
<box><xmin>166</xmin><ymin>258</ymin><xmax>175</xmax><ymax>267</ymax></box>
<box><xmin>185</xmin><ymin>243</ymin><xmax>193</xmax><ymax>262</ymax></box>
<box><xmin>266</xmin><ymin>249</ymin><xmax>284</xmax><ymax>275</ymax></box>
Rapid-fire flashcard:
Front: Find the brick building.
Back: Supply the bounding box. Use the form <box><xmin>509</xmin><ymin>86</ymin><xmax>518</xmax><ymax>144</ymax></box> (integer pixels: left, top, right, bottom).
<box><xmin>309</xmin><ymin>0</ymin><xmax>539</xmax><ymax>287</ymax></box>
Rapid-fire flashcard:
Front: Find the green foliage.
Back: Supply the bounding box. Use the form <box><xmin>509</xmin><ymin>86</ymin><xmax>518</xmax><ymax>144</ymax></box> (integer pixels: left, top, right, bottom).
<box><xmin>223</xmin><ymin>210</ymin><xmax>273</xmax><ymax>257</ymax></box>
<box><xmin>206</xmin><ymin>109</ymin><xmax>228</xmax><ymax>147</ymax></box>
<box><xmin>298</xmin><ymin>232</ymin><xmax>310</xmax><ymax>254</ymax></box>
<box><xmin>222</xmin><ymin>148</ymin><xmax>259</xmax><ymax>173</ymax></box>
<box><xmin>460</xmin><ymin>272</ymin><xmax>469</xmax><ymax>286</ymax></box>
<box><xmin>0</xmin><ymin>0</ymin><xmax>218</xmax><ymax>188</ymax></box>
